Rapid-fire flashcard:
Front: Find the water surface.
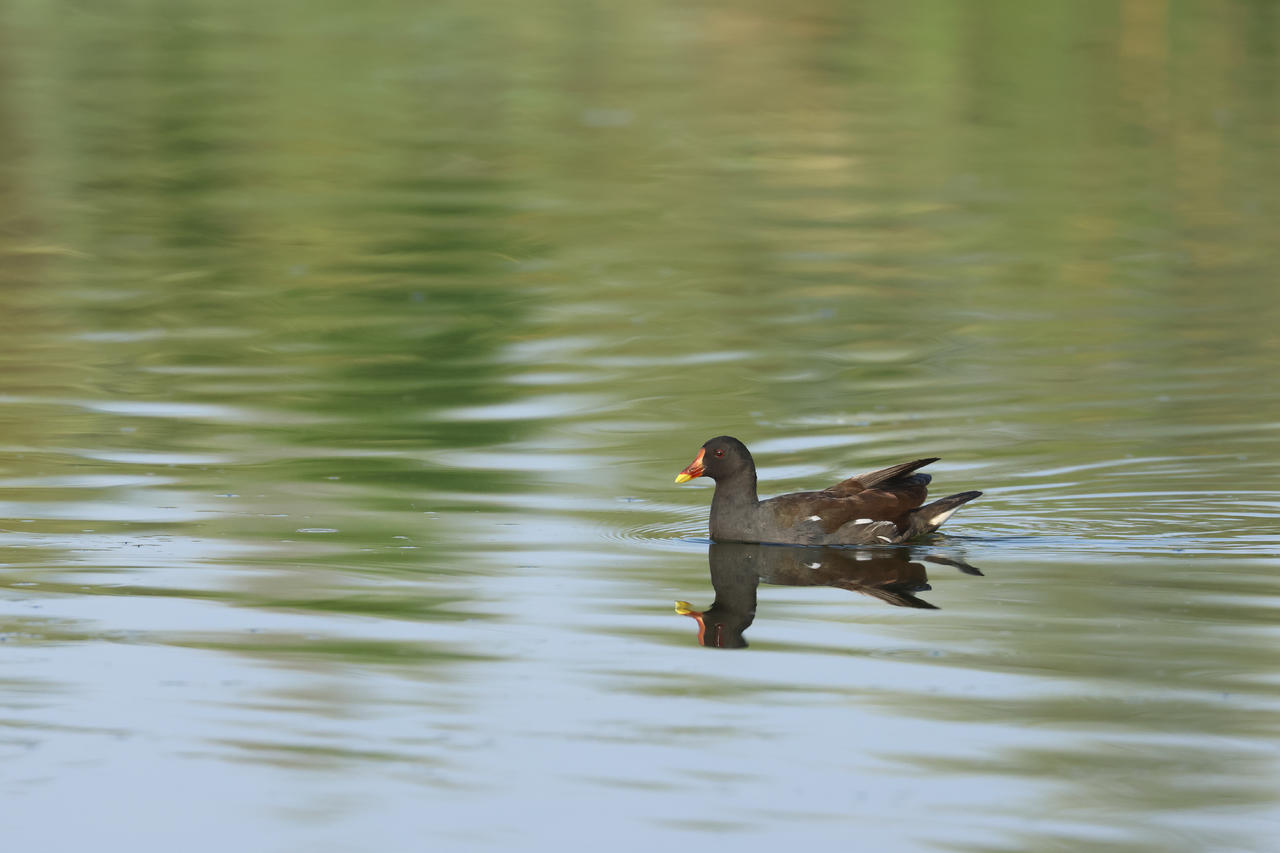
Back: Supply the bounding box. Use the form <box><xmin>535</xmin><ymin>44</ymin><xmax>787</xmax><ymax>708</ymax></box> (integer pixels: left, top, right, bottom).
<box><xmin>2</xmin><ymin>2</ymin><xmax>1279</xmax><ymax>850</ymax></box>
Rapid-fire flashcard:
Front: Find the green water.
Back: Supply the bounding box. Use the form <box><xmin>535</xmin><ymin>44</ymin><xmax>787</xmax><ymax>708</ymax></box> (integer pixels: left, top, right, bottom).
<box><xmin>2</xmin><ymin>1</ymin><xmax>1278</xmax><ymax>850</ymax></box>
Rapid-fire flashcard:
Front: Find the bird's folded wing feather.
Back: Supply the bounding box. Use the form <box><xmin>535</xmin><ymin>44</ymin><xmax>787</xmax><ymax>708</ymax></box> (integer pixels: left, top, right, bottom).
<box><xmin>822</xmin><ymin>457</ymin><xmax>938</xmax><ymax>496</ymax></box>
<box><xmin>766</xmin><ymin>487</ymin><xmax>929</xmax><ymax>535</ymax></box>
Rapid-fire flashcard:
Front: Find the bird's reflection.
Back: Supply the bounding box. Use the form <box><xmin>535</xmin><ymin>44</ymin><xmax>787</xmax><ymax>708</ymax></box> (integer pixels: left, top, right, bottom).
<box><xmin>676</xmin><ymin>542</ymin><xmax>982</xmax><ymax>648</ymax></box>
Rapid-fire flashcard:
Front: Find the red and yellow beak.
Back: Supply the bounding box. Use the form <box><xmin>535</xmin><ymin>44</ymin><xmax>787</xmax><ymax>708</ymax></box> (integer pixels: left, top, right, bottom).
<box><xmin>674</xmin><ymin>448</ymin><xmax>706</xmax><ymax>484</ymax></box>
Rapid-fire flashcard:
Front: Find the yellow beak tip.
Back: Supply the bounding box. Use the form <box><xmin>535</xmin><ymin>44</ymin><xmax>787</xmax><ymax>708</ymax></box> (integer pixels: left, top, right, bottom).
<box><xmin>674</xmin><ymin>473</ymin><xmax>693</xmax><ymax>484</ymax></box>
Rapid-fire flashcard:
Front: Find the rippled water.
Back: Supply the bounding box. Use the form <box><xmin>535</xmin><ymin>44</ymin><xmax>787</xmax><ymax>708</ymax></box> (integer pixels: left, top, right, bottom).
<box><xmin>3</xmin><ymin>2</ymin><xmax>1279</xmax><ymax>850</ymax></box>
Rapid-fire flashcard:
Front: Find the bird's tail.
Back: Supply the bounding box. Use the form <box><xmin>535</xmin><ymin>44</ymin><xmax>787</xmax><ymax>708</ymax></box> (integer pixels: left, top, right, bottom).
<box><xmin>902</xmin><ymin>490</ymin><xmax>982</xmax><ymax>538</ymax></box>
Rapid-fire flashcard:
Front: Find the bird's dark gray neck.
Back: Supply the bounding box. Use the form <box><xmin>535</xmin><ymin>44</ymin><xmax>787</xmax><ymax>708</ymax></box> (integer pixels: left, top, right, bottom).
<box><xmin>710</xmin><ymin>470</ymin><xmax>759</xmax><ymax>540</ymax></box>
<box><xmin>712</xmin><ymin>469</ymin><xmax>758</xmax><ymax>506</ymax></box>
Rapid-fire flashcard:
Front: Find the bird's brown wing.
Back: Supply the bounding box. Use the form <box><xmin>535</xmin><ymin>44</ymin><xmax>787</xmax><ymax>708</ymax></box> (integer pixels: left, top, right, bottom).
<box><xmin>766</xmin><ymin>484</ymin><xmax>930</xmax><ymax>536</ymax></box>
<box><xmin>822</xmin><ymin>457</ymin><xmax>939</xmax><ymax>497</ymax></box>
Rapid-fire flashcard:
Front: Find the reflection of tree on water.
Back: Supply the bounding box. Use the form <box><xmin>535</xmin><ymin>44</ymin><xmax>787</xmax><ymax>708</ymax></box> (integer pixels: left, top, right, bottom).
<box><xmin>676</xmin><ymin>542</ymin><xmax>982</xmax><ymax>648</ymax></box>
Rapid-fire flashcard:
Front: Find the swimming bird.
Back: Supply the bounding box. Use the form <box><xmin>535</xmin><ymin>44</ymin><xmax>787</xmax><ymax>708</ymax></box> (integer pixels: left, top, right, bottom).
<box><xmin>674</xmin><ymin>435</ymin><xmax>981</xmax><ymax>545</ymax></box>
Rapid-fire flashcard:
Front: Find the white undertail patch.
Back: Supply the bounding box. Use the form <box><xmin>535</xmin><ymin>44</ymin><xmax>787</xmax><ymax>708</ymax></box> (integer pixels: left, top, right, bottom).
<box><xmin>930</xmin><ymin>507</ymin><xmax>960</xmax><ymax>527</ymax></box>
<box><xmin>806</xmin><ymin>515</ymin><xmax>821</xmax><ymax>522</ymax></box>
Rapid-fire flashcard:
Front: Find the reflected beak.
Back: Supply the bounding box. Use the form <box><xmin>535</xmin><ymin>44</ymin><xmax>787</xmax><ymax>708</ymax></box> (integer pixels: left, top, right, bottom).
<box><xmin>674</xmin><ymin>448</ymin><xmax>706</xmax><ymax>484</ymax></box>
<box><xmin>675</xmin><ymin>601</ymin><xmax>710</xmax><ymax>646</ymax></box>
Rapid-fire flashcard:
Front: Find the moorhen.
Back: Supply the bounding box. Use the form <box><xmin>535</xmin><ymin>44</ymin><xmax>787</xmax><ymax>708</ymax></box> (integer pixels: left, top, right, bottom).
<box><xmin>674</xmin><ymin>435</ymin><xmax>981</xmax><ymax>545</ymax></box>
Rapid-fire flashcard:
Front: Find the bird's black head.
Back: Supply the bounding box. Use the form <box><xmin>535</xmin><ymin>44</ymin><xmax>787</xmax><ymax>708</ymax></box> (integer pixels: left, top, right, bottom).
<box><xmin>674</xmin><ymin>435</ymin><xmax>755</xmax><ymax>483</ymax></box>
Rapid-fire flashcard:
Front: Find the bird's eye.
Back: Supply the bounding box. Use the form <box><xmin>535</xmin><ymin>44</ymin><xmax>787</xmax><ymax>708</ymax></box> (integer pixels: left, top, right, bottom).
<box><xmin>713</xmin><ymin>448</ymin><xmax>725</xmax><ymax>458</ymax></box>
